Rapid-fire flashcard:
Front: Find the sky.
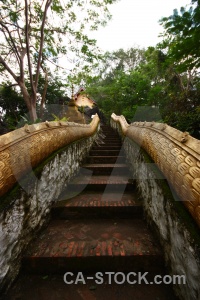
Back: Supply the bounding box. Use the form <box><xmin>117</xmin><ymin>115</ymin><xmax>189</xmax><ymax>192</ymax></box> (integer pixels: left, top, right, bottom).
<box><xmin>90</xmin><ymin>0</ymin><xmax>191</xmax><ymax>51</ymax></box>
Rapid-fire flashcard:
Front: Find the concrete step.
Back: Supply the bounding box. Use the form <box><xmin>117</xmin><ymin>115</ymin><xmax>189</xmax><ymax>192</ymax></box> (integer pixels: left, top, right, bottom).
<box><xmin>22</xmin><ymin>219</ymin><xmax>165</xmax><ymax>274</ymax></box>
<box><xmin>103</xmin><ymin>141</ymin><xmax>121</xmax><ymax>144</ymax></box>
<box><xmin>103</xmin><ymin>134</ymin><xmax>119</xmax><ymax>137</ymax></box>
<box><xmin>90</xmin><ymin>149</ymin><xmax>123</xmax><ymax>156</ymax></box>
<box><xmin>3</xmin><ymin>273</ymin><xmax>179</xmax><ymax>300</ymax></box>
<box><xmin>67</xmin><ymin>174</ymin><xmax>135</xmax><ymax>192</ymax></box>
<box><xmin>103</xmin><ymin>140</ymin><xmax>122</xmax><ymax>146</ymax></box>
<box><xmin>52</xmin><ymin>191</ymin><xmax>143</xmax><ymax>219</ymax></box>
<box><xmin>92</xmin><ymin>146</ymin><xmax>122</xmax><ymax>150</ymax></box>
<box><xmin>102</xmin><ymin>141</ymin><xmax>121</xmax><ymax>145</ymax></box>
<box><xmin>103</xmin><ymin>137</ymin><xmax>121</xmax><ymax>141</ymax></box>
<box><xmin>103</xmin><ymin>136</ymin><xmax>120</xmax><ymax>139</ymax></box>
<box><xmin>101</xmin><ymin>126</ymin><xmax>116</xmax><ymax>130</ymax></box>
<box><xmin>86</xmin><ymin>156</ymin><xmax>126</xmax><ymax>164</ymax></box>
<box><xmin>81</xmin><ymin>164</ymin><xmax>129</xmax><ymax>175</ymax></box>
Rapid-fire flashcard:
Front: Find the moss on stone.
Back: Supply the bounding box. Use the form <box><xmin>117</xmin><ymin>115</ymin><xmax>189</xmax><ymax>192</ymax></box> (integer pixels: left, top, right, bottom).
<box><xmin>0</xmin><ymin>130</ymin><xmax>98</xmax><ymax>214</ymax></box>
<box><xmin>124</xmin><ymin>137</ymin><xmax>200</xmax><ymax>249</ymax></box>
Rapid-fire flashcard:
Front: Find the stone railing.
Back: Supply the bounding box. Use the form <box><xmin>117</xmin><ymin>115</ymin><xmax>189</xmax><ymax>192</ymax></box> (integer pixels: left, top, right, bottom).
<box><xmin>111</xmin><ymin>113</ymin><xmax>200</xmax><ymax>228</ymax></box>
<box><xmin>0</xmin><ymin>116</ymin><xmax>100</xmax><ymax>293</ymax></box>
<box><xmin>0</xmin><ymin>116</ymin><xmax>99</xmax><ymax>199</ymax></box>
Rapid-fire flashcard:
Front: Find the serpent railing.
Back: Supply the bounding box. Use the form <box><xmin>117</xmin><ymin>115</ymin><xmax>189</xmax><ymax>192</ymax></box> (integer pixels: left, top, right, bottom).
<box><xmin>111</xmin><ymin>113</ymin><xmax>200</xmax><ymax>228</ymax></box>
<box><xmin>0</xmin><ymin>115</ymin><xmax>100</xmax><ymax>198</ymax></box>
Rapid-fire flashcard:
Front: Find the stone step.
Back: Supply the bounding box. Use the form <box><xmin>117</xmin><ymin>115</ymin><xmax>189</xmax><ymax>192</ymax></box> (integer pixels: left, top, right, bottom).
<box><xmin>90</xmin><ymin>149</ymin><xmax>123</xmax><ymax>156</ymax></box>
<box><xmin>85</xmin><ymin>156</ymin><xmax>126</xmax><ymax>164</ymax></box>
<box><xmin>101</xmin><ymin>129</ymin><xmax>117</xmax><ymax>133</ymax></box>
<box><xmin>67</xmin><ymin>175</ymin><xmax>135</xmax><ymax>192</ymax></box>
<box><xmin>103</xmin><ymin>136</ymin><xmax>120</xmax><ymax>139</ymax></box>
<box><xmin>3</xmin><ymin>273</ymin><xmax>179</xmax><ymax>300</ymax></box>
<box><xmin>102</xmin><ymin>139</ymin><xmax>122</xmax><ymax>146</ymax></box>
<box><xmin>100</xmin><ymin>144</ymin><xmax>122</xmax><ymax>148</ymax></box>
<box><xmin>52</xmin><ymin>191</ymin><xmax>143</xmax><ymax>219</ymax></box>
<box><xmin>22</xmin><ymin>219</ymin><xmax>165</xmax><ymax>274</ymax></box>
<box><xmin>103</xmin><ymin>133</ymin><xmax>119</xmax><ymax>137</ymax></box>
<box><xmin>102</xmin><ymin>141</ymin><xmax>121</xmax><ymax>144</ymax></box>
<box><xmin>92</xmin><ymin>146</ymin><xmax>122</xmax><ymax>150</ymax></box>
<box><xmin>81</xmin><ymin>164</ymin><xmax>129</xmax><ymax>175</ymax></box>
<box><xmin>102</xmin><ymin>137</ymin><xmax>121</xmax><ymax>141</ymax></box>
<box><xmin>101</xmin><ymin>126</ymin><xmax>116</xmax><ymax>130</ymax></box>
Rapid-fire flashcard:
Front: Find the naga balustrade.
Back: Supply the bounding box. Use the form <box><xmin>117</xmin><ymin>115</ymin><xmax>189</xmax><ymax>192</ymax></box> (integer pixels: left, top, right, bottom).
<box><xmin>111</xmin><ymin>113</ymin><xmax>200</xmax><ymax>228</ymax></box>
<box><xmin>0</xmin><ymin>115</ymin><xmax>100</xmax><ymax>199</ymax></box>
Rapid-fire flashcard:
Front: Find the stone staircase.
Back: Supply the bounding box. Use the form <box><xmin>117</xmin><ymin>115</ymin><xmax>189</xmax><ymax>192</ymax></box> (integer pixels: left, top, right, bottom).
<box><xmin>3</xmin><ymin>125</ymin><xmax>179</xmax><ymax>300</ymax></box>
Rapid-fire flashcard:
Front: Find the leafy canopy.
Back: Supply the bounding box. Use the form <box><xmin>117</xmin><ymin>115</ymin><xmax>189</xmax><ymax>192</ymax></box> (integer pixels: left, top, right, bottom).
<box><xmin>159</xmin><ymin>0</ymin><xmax>200</xmax><ymax>71</ymax></box>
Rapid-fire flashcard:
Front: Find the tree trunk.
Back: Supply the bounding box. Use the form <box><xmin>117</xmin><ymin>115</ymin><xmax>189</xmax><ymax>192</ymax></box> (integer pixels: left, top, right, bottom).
<box><xmin>19</xmin><ymin>81</ymin><xmax>38</xmax><ymax>122</ymax></box>
<box><xmin>29</xmin><ymin>101</ymin><xmax>37</xmax><ymax>121</ymax></box>
<box><xmin>40</xmin><ymin>71</ymin><xmax>48</xmax><ymax>120</ymax></box>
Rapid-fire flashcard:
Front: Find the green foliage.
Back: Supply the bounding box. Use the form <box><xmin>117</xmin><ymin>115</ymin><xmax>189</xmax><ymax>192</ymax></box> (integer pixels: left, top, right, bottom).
<box><xmin>83</xmin><ymin>44</ymin><xmax>200</xmax><ymax>139</ymax></box>
<box><xmin>159</xmin><ymin>1</ymin><xmax>200</xmax><ymax>70</ymax></box>
<box><xmin>19</xmin><ymin>116</ymin><xmax>42</xmax><ymax>126</ymax></box>
<box><xmin>0</xmin><ymin>85</ymin><xmax>27</xmax><ymax>130</ymax></box>
<box><xmin>51</xmin><ymin>114</ymin><xmax>68</xmax><ymax>121</ymax></box>
<box><xmin>0</xmin><ymin>0</ymin><xmax>118</xmax><ymax>121</ymax></box>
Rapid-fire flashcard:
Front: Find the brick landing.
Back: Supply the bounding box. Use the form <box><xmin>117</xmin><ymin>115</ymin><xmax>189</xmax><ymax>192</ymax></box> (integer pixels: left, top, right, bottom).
<box><xmin>22</xmin><ymin>219</ymin><xmax>164</xmax><ymax>273</ymax></box>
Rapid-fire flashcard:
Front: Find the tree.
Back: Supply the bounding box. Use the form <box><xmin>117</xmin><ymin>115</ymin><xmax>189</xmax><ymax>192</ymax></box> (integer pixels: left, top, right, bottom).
<box><xmin>159</xmin><ymin>0</ymin><xmax>200</xmax><ymax>71</ymax></box>
<box><xmin>0</xmin><ymin>0</ymin><xmax>117</xmax><ymax>121</ymax></box>
<box><xmin>84</xmin><ymin>48</ymin><xmax>150</xmax><ymax>121</ymax></box>
<box><xmin>0</xmin><ymin>84</ymin><xmax>27</xmax><ymax>131</ymax></box>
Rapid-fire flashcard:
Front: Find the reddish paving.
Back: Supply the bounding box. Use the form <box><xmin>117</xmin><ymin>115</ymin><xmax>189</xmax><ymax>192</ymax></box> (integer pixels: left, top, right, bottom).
<box><xmin>24</xmin><ymin>219</ymin><xmax>161</xmax><ymax>258</ymax></box>
<box><xmin>55</xmin><ymin>191</ymin><xmax>140</xmax><ymax>207</ymax></box>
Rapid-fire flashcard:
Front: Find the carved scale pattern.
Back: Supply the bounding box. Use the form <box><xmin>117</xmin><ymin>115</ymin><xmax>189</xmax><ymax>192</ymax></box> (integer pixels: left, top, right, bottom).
<box><xmin>111</xmin><ymin>113</ymin><xmax>200</xmax><ymax>228</ymax></box>
<box><xmin>0</xmin><ymin>116</ymin><xmax>99</xmax><ymax>198</ymax></box>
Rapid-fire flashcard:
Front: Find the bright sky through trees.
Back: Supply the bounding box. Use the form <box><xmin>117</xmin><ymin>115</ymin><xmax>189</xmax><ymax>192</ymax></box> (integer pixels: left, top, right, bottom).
<box><xmin>91</xmin><ymin>0</ymin><xmax>191</xmax><ymax>50</ymax></box>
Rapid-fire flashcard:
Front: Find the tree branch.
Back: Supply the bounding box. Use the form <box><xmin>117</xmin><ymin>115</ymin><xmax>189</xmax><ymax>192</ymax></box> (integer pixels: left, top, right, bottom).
<box><xmin>35</xmin><ymin>0</ymin><xmax>52</xmax><ymax>90</ymax></box>
<box><xmin>1</xmin><ymin>27</ymin><xmax>20</xmax><ymax>67</ymax></box>
<box><xmin>0</xmin><ymin>21</ymin><xmax>21</xmax><ymax>63</ymax></box>
<box><xmin>0</xmin><ymin>55</ymin><xmax>18</xmax><ymax>82</ymax></box>
<box><xmin>0</xmin><ymin>83</ymin><xmax>19</xmax><ymax>88</ymax></box>
<box><xmin>25</xmin><ymin>0</ymin><xmax>35</xmax><ymax>97</ymax></box>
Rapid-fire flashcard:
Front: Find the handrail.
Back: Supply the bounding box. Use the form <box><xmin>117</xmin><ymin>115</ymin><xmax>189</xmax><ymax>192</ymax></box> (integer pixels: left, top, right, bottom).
<box><xmin>111</xmin><ymin>113</ymin><xmax>200</xmax><ymax>228</ymax></box>
<box><xmin>0</xmin><ymin>115</ymin><xmax>100</xmax><ymax>197</ymax></box>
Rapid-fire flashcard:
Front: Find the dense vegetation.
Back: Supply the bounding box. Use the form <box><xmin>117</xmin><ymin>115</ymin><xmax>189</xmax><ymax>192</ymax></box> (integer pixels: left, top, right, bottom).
<box><xmin>85</xmin><ymin>45</ymin><xmax>200</xmax><ymax>138</ymax></box>
<box><xmin>84</xmin><ymin>0</ymin><xmax>200</xmax><ymax>138</ymax></box>
<box><xmin>0</xmin><ymin>0</ymin><xmax>200</xmax><ymax>139</ymax></box>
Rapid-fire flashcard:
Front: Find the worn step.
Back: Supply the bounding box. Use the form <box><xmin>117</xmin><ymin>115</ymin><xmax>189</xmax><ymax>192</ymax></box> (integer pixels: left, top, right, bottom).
<box><xmin>102</xmin><ymin>139</ymin><xmax>122</xmax><ymax>146</ymax></box>
<box><xmin>22</xmin><ymin>219</ymin><xmax>164</xmax><ymax>274</ymax></box>
<box><xmin>103</xmin><ymin>136</ymin><xmax>120</xmax><ymax>139</ymax></box>
<box><xmin>86</xmin><ymin>156</ymin><xmax>125</xmax><ymax>164</ymax></box>
<box><xmin>81</xmin><ymin>164</ymin><xmax>129</xmax><ymax>175</ymax></box>
<box><xmin>3</xmin><ymin>272</ymin><xmax>179</xmax><ymax>300</ymax></box>
<box><xmin>52</xmin><ymin>191</ymin><xmax>143</xmax><ymax>219</ymax></box>
<box><xmin>103</xmin><ymin>133</ymin><xmax>119</xmax><ymax>137</ymax></box>
<box><xmin>101</xmin><ymin>128</ymin><xmax>117</xmax><ymax>133</ymax></box>
<box><xmin>100</xmin><ymin>144</ymin><xmax>122</xmax><ymax>148</ymax></box>
<box><xmin>92</xmin><ymin>146</ymin><xmax>123</xmax><ymax>150</ymax></box>
<box><xmin>67</xmin><ymin>175</ymin><xmax>135</xmax><ymax>192</ymax></box>
<box><xmin>101</xmin><ymin>135</ymin><xmax>121</xmax><ymax>141</ymax></box>
<box><xmin>90</xmin><ymin>150</ymin><xmax>123</xmax><ymax>156</ymax></box>
<box><xmin>102</xmin><ymin>141</ymin><xmax>121</xmax><ymax>145</ymax></box>
<box><xmin>102</xmin><ymin>139</ymin><xmax>121</xmax><ymax>146</ymax></box>
<box><xmin>102</xmin><ymin>128</ymin><xmax>118</xmax><ymax>131</ymax></box>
